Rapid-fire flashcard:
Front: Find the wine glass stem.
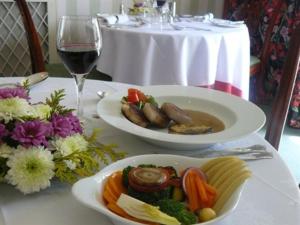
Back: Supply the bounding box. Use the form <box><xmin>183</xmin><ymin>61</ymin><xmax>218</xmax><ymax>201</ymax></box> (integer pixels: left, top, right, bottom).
<box><xmin>73</xmin><ymin>74</ymin><xmax>87</xmax><ymax>117</ymax></box>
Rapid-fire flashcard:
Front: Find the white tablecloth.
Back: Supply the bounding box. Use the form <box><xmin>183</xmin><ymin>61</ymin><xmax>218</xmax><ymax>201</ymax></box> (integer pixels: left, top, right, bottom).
<box><xmin>0</xmin><ymin>77</ymin><xmax>299</xmax><ymax>225</ymax></box>
<box><xmin>97</xmin><ymin>21</ymin><xmax>250</xmax><ymax>99</ymax></box>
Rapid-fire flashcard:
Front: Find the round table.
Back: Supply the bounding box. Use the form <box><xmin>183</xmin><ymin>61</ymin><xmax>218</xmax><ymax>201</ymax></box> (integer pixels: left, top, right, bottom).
<box><xmin>0</xmin><ymin>77</ymin><xmax>299</xmax><ymax>225</ymax></box>
<box><xmin>97</xmin><ymin>21</ymin><xmax>250</xmax><ymax>99</ymax></box>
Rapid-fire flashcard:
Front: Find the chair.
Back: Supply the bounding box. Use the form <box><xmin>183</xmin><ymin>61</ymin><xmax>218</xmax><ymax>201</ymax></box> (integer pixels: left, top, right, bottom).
<box><xmin>14</xmin><ymin>0</ymin><xmax>111</xmax><ymax>80</ymax></box>
<box><xmin>264</xmin><ymin>24</ymin><xmax>300</xmax><ymax>150</ymax></box>
<box><xmin>223</xmin><ymin>0</ymin><xmax>285</xmax><ymax>100</ymax></box>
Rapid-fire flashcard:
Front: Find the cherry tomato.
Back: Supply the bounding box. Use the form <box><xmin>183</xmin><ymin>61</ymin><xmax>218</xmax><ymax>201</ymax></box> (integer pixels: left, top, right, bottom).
<box><xmin>127</xmin><ymin>88</ymin><xmax>139</xmax><ymax>103</ymax></box>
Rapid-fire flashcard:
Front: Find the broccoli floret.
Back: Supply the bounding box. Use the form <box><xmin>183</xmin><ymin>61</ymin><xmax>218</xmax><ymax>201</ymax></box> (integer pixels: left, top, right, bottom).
<box><xmin>157</xmin><ymin>199</ymin><xmax>197</xmax><ymax>225</ymax></box>
<box><xmin>128</xmin><ymin>186</ymin><xmax>172</xmax><ymax>205</ymax></box>
<box><xmin>122</xmin><ymin>166</ymin><xmax>134</xmax><ymax>187</ymax></box>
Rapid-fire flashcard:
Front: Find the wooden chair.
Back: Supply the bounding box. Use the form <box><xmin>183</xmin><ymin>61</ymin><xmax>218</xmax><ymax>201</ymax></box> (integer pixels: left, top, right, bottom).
<box><xmin>265</xmin><ymin>24</ymin><xmax>300</xmax><ymax>150</ymax></box>
<box><xmin>14</xmin><ymin>0</ymin><xmax>111</xmax><ymax>80</ymax></box>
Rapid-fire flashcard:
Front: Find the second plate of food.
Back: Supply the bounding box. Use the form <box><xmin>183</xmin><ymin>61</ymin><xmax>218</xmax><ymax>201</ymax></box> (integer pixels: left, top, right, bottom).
<box><xmin>96</xmin><ymin>85</ymin><xmax>265</xmax><ymax>150</ymax></box>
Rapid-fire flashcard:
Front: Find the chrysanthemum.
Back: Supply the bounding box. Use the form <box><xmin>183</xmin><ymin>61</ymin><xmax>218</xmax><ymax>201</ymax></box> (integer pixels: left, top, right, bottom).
<box><xmin>51</xmin><ymin>113</ymin><xmax>83</xmax><ymax>138</ymax></box>
<box><xmin>0</xmin><ymin>97</ymin><xmax>33</xmax><ymax>123</ymax></box>
<box><xmin>32</xmin><ymin>103</ymin><xmax>52</xmax><ymax>120</ymax></box>
<box><xmin>11</xmin><ymin>120</ymin><xmax>52</xmax><ymax>148</ymax></box>
<box><xmin>0</xmin><ymin>143</ymin><xmax>14</xmax><ymax>158</ymax></box>
<box><xmin>5</xmin><ymin>146</ymin><xmax>54</xmax><ymax>194</ymax></box>
<box><xmin>0</xmin><ymin>123</ymin><xmax>8</xmax><ymax>141</ymax></box>
<box><xmin>0</xmin><ymin>86</ymin><xmax>29</xmax><ymax>99</ymax></box>
<box><xmin>52</xmin><ymin>133</ymin><xmax>88</xmax><ymax>157</ymax></box>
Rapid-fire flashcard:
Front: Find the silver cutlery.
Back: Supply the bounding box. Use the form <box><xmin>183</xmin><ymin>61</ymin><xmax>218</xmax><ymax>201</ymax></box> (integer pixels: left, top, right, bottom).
<box><xmin>170</xmin><ymin>24</ymin><xmax>213</xmax><ymax>31</ymax></box>
<box><xmin>97</xmin><ymin>90</ymin><xmax>108</xmax><ymax>100</ymax></box>
<box><xmin>0</xmin><ymin>72</ymin><xmax>48</xmax><ymax>89</ymax></box>
<box><xmin>189</xmin><ymin>145</ymin><xmax>273</xmax><ymax>160</ymax></box>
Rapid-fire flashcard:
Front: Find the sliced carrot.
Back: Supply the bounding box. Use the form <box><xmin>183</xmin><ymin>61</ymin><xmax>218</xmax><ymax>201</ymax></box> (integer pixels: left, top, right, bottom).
<box><xmin>110</xmin><ymin>171</ymin><xmax>127</xmax><ymax>195</ymax></box>
<box><xmin>103</xmin><ymin>189</ymin><xmax>117</xmax><ymax>204</ymax></box>
<box><xmin>186</xmin><ymin>173</ymin><xmax>200</xmax><ymax>212</ymax></box>
<box><xmin>203</xmin><ymin>181</ymin><xmax>217</xmax><ymax>195</ymax></box>
<box><xmin>107</xmin><ymin>202</ymin><xmax>129</xmax><ymax>217</ymax></box>
<box><xmin>195</xmin><ymin>175</ymin><xmax>208</xmax><ymax>203</ymax></box>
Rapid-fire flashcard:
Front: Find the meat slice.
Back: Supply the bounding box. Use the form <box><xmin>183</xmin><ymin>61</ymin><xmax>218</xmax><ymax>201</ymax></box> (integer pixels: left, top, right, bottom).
<box><xmin>142</xmin><ymin>103</ymin><xmax>170</xmax><ymax>128</ymax></box>
<box><xmin>121</xmin><ymin>103</ymin><xmax>149</xmax><ymax>127</ymax></box>
<box><xmin>161</xmin><ymin>102</ymin><xmax>192</xmax><ymax>125</ymax></box>
<box><xmin>169</xmin><ymin>124</ymin><xmax>212</xmax><ymax>134</ymax></box>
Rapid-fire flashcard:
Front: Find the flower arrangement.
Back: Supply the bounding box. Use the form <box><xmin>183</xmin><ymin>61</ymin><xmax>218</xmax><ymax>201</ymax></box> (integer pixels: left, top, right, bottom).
<box><xmin>0</xmin><ymin>84</ymin><xmax>124</xmax><ymax>194</ymax></box>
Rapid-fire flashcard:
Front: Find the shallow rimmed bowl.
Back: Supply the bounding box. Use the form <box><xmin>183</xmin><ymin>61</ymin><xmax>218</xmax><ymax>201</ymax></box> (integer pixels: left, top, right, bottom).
<box><xmin>72</xmin><ymin>154</ymin><xmax>249</xmax><ymax>225</ymax></box>
<box><xmin>97</xmin><ymin>85</ymin><xmax>266</xmax><ymax>150</ymax></box>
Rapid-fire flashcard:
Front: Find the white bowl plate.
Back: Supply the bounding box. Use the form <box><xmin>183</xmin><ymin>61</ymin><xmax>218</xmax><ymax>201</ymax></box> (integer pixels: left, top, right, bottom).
<box><xmin>97</xmin><ymin>85</ymin><xmax>265</xmax><ymax>150</ymax></box>
<box><xmin>72</xmin><ymin>154</ymin><xmax>248</xmax><ymax>225</ymax></box>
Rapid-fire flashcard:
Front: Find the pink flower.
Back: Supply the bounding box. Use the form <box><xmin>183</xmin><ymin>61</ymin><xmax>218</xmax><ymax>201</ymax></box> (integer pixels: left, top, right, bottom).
<box><xmin>11</xmin><ymin>120</ymin><xmax>52</xmax><ymax>148</ymax></box>
<box><xmin>0</xmin><ymin>86</ymin><xmax>29</xmax><ymax>99</ymax></box>
<box><xmin>51</xmin><ymin>113</ymin><xmax>83</xmax><ymax>138</ymax></box>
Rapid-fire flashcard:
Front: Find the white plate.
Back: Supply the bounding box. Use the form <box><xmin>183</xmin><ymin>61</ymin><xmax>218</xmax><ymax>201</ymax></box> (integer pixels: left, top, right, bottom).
<box><xmin>72</xmin><ymin>154</ymin><xmax>248</xmax><ymax>225</ymax></box>
<box><xmin>210</xmin><ymin>19</ymin><xmax>245</xmax><ymax>28</ymax></box>
<box><xmin>97</xmin><ymin>85</ymin><xmax>265</xmax><ymax>150</ymax></box>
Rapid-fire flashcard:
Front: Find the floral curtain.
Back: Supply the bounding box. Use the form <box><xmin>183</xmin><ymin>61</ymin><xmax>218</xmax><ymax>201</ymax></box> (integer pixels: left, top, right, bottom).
<box><xmin>224</xmin><ymin>0</ymin><xmax>300</xmax><ymax>128</ymax></box>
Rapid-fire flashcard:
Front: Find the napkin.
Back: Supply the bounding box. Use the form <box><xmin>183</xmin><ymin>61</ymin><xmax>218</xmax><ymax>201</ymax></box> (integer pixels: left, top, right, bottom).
<box><xmin>97</xmin><ymin>13</ymin><xmax>130</xmax><ymax>25</ymax></box>
<box><xmin>193</xmin><ymin>13</ymin><xmax>214</xmax><ymax>22</ymax></box>
<box><xmin>209</xmin><ymin>18</ymin><xmax>245</xmax><ymax>27</ymax></box>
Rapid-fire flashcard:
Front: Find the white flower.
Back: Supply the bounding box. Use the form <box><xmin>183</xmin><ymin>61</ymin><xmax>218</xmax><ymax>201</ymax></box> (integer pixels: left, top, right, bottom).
<box><xmin>0</xmin><ymin>97</ymin><xmax>33</xmax><ymax>123</ymax></box>
<box><xmin>0</xmin><ymin>143</ymin><xmax>14</xmax><ymax>158</ymax></box>
<box><xmin>64</xmin><ymin>160</ymin><xmax>77</xmax><ymax>170</ymax></box>
<box><xmin>52</xmin><ymin>134</ymin><xmax>88</xmax><ymax>157</ymax></box>
<box><xmin>32</xmin><ymin>103</ymin><xmax>51</xmax><ymax>120</ymax></box>
<box><xmin>5</xmin><ymin>146</ymin><xmax>55</xmax><ymax>194</ymax></box>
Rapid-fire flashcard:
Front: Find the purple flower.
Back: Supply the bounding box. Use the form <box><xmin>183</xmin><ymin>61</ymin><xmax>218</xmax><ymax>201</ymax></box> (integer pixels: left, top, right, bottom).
<box><xmin>0</xmin><ymin>123</ymin><xmax>8</xmax><ymax>141</ymax></box>
<box><xmin>11</xmin><ymin>120</ymin><xmax>52</xmax><ymax>148</ymax></box>
<box><xmin>0</xmin><ymin>86</ymin><xmax>29</xmax><ymax>99</ymax></box>
<box><xmin>51</xmin><ymin>113</ymin><xmax>83</xmax><ymax>138</ymax></box>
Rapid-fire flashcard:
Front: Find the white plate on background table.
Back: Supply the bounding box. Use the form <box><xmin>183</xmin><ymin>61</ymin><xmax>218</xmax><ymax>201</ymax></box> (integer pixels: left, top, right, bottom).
<box><xmin>210</xmin><ymin>19</ymin><xmax>245</xmax><ymax>28</ymax></box>
<box><xmin>72</xmin><ymin>154</ymin><xmax>249</xmax><ymax>225</ymax></box>
<box><xmin>97</xmin><ymin>85</ymin><xmax>265</xmax><ymax>150</ymax></box>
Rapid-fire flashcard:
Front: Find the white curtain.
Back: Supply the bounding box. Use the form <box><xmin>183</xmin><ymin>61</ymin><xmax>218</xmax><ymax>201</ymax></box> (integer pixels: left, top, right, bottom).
<box><xmin>56</xmin><ymin>0</ymin><xmax>224</xmax><ymax>19</ymax></box>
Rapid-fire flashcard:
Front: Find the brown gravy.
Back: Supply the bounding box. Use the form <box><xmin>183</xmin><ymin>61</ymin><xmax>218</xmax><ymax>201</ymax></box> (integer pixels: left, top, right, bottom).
<box><xmin>184</xmin><ymin>109</ymin><xmax>225</xmax><ymax>133</ymax></box>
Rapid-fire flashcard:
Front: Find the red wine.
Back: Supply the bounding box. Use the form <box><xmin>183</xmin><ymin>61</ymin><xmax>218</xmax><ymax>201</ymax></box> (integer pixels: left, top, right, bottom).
<box><xmin>57</xmin><ymin>49</ymin><xmax>100</xmax><ymax>74</ymax></box>
<box><xmin>157</xmin><ymin>0</ymin><xmax>166</xmax><ymax>7</ymax></box>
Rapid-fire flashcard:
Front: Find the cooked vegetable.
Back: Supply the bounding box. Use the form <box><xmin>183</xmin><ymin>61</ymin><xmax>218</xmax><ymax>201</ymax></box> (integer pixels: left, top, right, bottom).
<box><xmin>122</xmin><ymin>165</ymin><xmax>134</xmax><ymax>187</ymax></box>
<box><xmin>103</xmin><ymin>171</ymin><xmax>127</xmax><ymax>205</ymax></box>
<box><xmin>128</xmin><ymin>186</ymin><xmax>172</xmax><ymax>205</ymax></box>
<box><xmin>122</xmin><ymin>88</ymin><xmax>158</xmax><ymax>109</ymax></box>
<box><xmin>157</xmin><ymin>199</ymin><xmax>197</xmax><ymax>225</ymax></box>
<box><xmin>172</xmin><ymin>187</ymin><xmax>184</xmax><ymax>202</ymax></box>
<box><xmin>117</xmin><ymin>193</ymin><xmax>180</xmax><ymax>225</ymax></box>
<box><xmin>129</xmin><ymin>167</ymin><xmax>170</xmax><ymax>192</ymax></box>
<box><xmin>183</xmin><ymin>167</ymin><xmax>217</xmax><ymax>212</ymax></box>
<box><xmin>198</xmin><ymin>208</ymin><xmax>216</xmax><ymax>222</ymax></box>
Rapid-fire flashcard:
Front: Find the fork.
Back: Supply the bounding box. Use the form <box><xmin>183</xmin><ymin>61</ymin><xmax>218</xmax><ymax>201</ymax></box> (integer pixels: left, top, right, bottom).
<box><xmin>189</xmin><ymin>145</ymin><xmax>273</xmax><ymax>160</ymax></box>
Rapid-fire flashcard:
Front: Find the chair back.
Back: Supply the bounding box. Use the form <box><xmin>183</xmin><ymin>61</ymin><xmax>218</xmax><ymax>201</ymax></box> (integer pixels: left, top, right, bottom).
<box><xmin>265</xmin><ymin>24</ymin><xmax>300</xmax><ymax>150</ymax></box>
<box><xmin>15</xmin><ymin>0</ymin><xmax>45</xmax><ymax>73</ymax></box>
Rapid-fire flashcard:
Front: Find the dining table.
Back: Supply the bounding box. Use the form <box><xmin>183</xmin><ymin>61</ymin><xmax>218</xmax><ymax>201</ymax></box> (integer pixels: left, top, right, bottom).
<box><xmin>0</xmin><ymin>77</ymin><xmax>299</xmax><ymax>225</ymax></box>
<box><xmin>96</xmin><ymin>19</ymin><xmax>250</xmax><ymax>99</ymax></box>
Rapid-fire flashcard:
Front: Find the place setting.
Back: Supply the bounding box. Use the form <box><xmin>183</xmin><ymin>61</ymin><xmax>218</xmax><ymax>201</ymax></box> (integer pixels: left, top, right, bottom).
<box><xmin>1</xmin><ymin>1</ymin><xmax>300</xmax><ymax>225</ymax></box>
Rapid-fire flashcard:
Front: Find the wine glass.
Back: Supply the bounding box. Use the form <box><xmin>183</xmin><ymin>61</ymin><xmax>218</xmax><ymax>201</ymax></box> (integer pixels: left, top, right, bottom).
<box><xmin>57</xmin><ymin>16</ymin><xmax>102</xmax><ymax>117</ymax></box>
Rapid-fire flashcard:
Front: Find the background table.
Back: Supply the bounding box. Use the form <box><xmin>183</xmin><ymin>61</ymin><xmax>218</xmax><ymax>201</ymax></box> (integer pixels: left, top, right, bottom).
<box><xmin>0</xmin><ymin>77</ymin><xmax>299</xmax><ymax>225</ymax></box>
<box><xmin>97</xmin><ymin>21</ymin><xmax>250</xmax><ymax>99</ymax></box>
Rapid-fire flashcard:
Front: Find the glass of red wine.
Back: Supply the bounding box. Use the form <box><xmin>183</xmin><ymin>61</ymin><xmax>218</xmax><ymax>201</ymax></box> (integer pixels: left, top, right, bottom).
<box><xmin>57</xmin><ymin>16</ymin><xmax>102</xmax><ymax>117</ymax></box>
